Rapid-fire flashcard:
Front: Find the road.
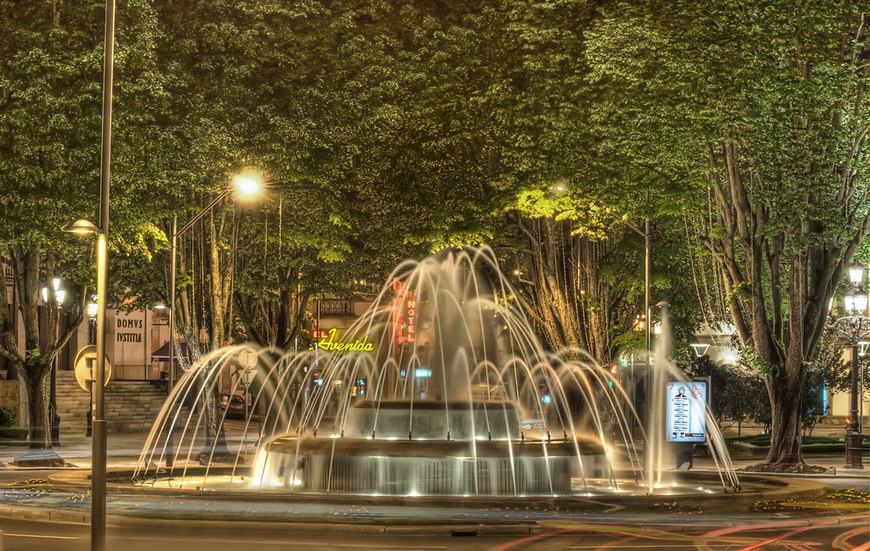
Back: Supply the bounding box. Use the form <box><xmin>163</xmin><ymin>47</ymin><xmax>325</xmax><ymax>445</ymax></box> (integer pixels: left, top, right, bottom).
<box><xmin>0</xmin><ymin>469</ymin><xmax>866</xmax><ymax>550</ymax></box>
<box><xmin>1</xmin><ymin>515</ymin><xmax>868</xmax><ymax>550</ymax></box>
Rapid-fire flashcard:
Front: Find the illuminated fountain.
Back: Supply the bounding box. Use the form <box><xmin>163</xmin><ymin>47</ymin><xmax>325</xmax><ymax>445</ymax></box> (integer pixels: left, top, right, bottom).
<box><xmin>134</xmin><ymin>247</ymin><xmax>739</xmax><ymax>496</ymax></box>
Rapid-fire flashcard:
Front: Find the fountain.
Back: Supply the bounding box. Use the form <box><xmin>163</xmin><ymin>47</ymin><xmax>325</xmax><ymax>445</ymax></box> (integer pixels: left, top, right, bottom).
<box><xmin>134</xmin><ymin>247</ymin><xmax>740</xmax><ymax>497</ymax></box>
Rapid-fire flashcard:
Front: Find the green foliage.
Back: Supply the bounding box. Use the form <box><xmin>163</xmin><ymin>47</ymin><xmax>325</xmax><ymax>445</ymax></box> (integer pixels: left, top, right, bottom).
<box><xmin>687</xmin><ymin>355</ymin><xmax>769</xmax><ymax>426</ymax></box>
<box><xmin>727</xmin><ymin>434</ymin><xmax>868</xmax><ymax>454</ymax></box>
<box><xmin>24</xmin><ymin>349</ymin><xmax>43</xmax><ymax>369</ymax></box>
<box><xmin>0</xmin><ymin>427</ymin><xmax>28</xmax><ymax>439</ymax></box>
<box><xmin>739</xmin><ymin>346</ymin><xmax>775</xmax><ymax>378</ymax></box>
<box><xmin>0</xmin><ymin>405</ymin><xmax>14</xmax><ymax>428</ymax></box>
<box><xmin>611</xmin><ymin>331</ymin><xmax>644</xmax><ymax>353</ymax></box>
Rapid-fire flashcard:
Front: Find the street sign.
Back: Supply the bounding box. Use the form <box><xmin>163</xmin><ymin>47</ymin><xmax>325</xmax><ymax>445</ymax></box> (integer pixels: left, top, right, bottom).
<box><xmin>238</xmin><ymin>347</ymin><xmax>258</xmax><ymax>369</ymax></box>
<box><xmin>237</xmin><ymin>347</ymin><xmax>258</xmax><ymax>386</ymax></box>
<box><xmin>73</xmin><ymin>345</ymin><xmax>112</xmax><ymax>392</ymax></box>
<box><xmin>240</xmin><ymin>368</ymin><xmax>257</xmax><ymax>386</ymax></box>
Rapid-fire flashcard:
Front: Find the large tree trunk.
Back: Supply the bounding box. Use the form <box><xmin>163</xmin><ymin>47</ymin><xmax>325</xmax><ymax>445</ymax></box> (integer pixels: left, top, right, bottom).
<box><xmin>702</xmin><ymin>134</ymin><xmax>870</xmax><ymax>471</ymax></box>
<box><xmin>763</xmin><ymin>366</ymin><xmax>804</xmax><ymax>468</ymax></box>
<box><xmin>21</xmin><ymin>365</ymin><xmax>50</xmax><ymax>450</ymax></box>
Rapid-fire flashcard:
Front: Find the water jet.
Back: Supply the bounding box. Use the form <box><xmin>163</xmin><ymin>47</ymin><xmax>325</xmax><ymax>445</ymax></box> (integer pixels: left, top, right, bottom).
<box><xmin>135</xmin><ymin>246</ymin><xmax>739</xmax><ymax>498</ymax></box>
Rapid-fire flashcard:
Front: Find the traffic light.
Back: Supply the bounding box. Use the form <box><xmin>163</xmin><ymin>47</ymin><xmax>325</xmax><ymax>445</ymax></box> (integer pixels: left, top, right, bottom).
<box><xmin>608</xmin><ymin>364</ymin><xmax>618</xmax><ymax>387</ymax></box>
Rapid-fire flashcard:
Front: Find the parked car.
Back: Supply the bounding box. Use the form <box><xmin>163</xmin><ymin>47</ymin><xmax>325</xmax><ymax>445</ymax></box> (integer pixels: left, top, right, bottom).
<box><xmin>219</xmin><ymin>393</ymin><xmax>249</xmax><ymax>420</ymax></box>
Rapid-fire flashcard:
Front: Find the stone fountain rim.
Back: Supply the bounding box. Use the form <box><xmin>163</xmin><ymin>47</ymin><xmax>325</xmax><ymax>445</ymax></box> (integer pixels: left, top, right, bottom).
<box><xmin>263</xmin><ymin>435</ymin><xmax>606</xmax><ymax>457</ymax></box>
<box><xmin>351</xmin><ymin>400</ymin><xmax>521</xmax><ymax>410</ymax></box>
<box><xmin>47</xmin><ymin>469</ymin><xmax>826</xmax><ymax>510</ymax></box>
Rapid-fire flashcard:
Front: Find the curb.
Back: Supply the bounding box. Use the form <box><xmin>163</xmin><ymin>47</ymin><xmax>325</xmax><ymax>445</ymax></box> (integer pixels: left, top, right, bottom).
<box><xmin>0</xmin><ymin>505</ymin><xmax>548</xmax><ymax>536</ymax></box>
<box><xmin>3</xmin><ymin>502</ymin><xmax>863</xmax><ymax>536</ymax></box>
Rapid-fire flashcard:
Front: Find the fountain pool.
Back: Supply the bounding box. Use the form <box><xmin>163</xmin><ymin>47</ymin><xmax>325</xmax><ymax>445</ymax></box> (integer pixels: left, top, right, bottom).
<box><xmin>134</xmin><ymin>246</ymin><xmax>739</xmax><ymax>497</ymax></box>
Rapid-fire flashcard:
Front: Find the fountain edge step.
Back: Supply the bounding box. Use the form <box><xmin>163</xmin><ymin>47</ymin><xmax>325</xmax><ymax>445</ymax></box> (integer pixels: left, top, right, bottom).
<box><xmin>43</xmin><ymin>469</ymin><xmax>829</xmax><ymax>511</ymax></box>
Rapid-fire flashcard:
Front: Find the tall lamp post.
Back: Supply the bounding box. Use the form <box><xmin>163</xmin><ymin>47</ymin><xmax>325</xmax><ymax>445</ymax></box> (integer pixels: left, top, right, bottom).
<box><xmin>60</xmin><ymin>0</ymin><xmax>114</xmax><ymax>545</ymax></box>
<box><xmin>827</xmin><ymin>264</ymin><xmax>869</xmax><ymax>469</ymax></box>
<box><xmin>615</xmin><ymin>217</ymin><xmax>651</xmax><ymax>371</ymax></box>
<box><xmin>165</xmin><ymin>170</ymin><xmax>265</xmax><ymax>395</ymax></box>
<box><xmin>61</xmin><ymin>219</ymin><xmax>108</xmax><ymax>548</ymax></box>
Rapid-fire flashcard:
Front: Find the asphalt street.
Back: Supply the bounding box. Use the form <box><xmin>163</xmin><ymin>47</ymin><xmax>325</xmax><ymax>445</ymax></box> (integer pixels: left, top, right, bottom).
<box><xmin>1</xmin><ymin>514</ymin><xmax>868</xmax><ymax>550</ymax></box>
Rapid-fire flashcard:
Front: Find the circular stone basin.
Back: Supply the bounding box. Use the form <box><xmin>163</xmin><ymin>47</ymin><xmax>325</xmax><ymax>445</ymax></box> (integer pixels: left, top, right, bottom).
<box><xmin>245</xmin><ymin>399</ymin><xmax>611</xmax><ymax>497</ymax></box>
<box><xmin>253</xmin><ymin>436</ymin><xmax>608</xmax><ymax>496</ymax></box>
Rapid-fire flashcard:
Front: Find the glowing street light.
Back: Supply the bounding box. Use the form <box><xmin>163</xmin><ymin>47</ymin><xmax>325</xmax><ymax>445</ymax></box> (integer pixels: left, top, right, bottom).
<box><xmin>690</xmin><ymin>343</ymin><xmax>710</xmax><ymax>358</ymax></box>
<box><xmin>60</xmin><ymin>0</ymin><xmax>116</xmax><ymax>546</ymax></box>
<box><xmin>161</xmin><ymin>171</ymin><xmax>265</xmax><ymax>471</ymax></box>
<box><xmin>41</xmin><ymin>277</ymin><xmax>66</xmax><ymax>446</ymax></box>
<box><xmin>42</xmin><ymin>278</ymin><xmax>66</xmax><ymax>305</ymax></box>
<box><xmin>827</xmin><ymin>264</ymin><xmax>869</xmax><ymax>469</ymax></box>
<box><xmin>166</xmin><ymin>169</ymin><xmax>266</xmax><ymax>395</ymax></box>
<box><xmin>231</xmin><ymin>170</ymin><xmax>265</xmax><ymax>200</ymax></box>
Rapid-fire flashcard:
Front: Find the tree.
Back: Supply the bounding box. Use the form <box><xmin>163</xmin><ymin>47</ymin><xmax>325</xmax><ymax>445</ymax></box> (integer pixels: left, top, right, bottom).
<box><xmin>685</xmin><ymin>354</ymin><xmax>769</xmax><ymax>437</ymax></box>
<box><xmin>0</xmin><ymin>0</ymin><xmax>163</xmax><ymax>459</ymax></box>
<box><xmin>584</xmin><ymin>1</ymin><xmax>870</xmax><ymax>469</ymax></box>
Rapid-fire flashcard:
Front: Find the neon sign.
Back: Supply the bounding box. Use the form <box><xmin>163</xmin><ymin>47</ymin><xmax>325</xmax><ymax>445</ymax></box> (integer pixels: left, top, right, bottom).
<box><xmin>308</xmin><ymin>328</ymin><xmax>375</xmax><ymax>352</ymax></box>
<box><xmin>406</xmin><ymin>298</ymin><xmax>416</xmax><ymax>343</ymax></box>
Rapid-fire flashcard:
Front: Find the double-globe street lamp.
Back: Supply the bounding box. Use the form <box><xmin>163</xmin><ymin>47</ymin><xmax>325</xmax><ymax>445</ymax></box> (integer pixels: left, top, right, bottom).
<box><xmin>42</xmin><ymin>278</ymin><xmax>66</xmax><ymax>446</ymax></box>
<box><xmin>827</xmin><ymin>264</ymin><xmax>869</xmax><ymax>469</ymax></box>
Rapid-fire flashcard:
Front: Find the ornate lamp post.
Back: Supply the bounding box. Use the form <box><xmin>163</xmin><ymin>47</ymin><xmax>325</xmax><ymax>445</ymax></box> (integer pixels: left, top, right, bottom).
<box><xmin>42</xmin><ymin>278</ymin><xmax>65</xmax><ymax>446</ymax></box>
<box><xmin>827</xmin><ymin>264</ymin><xmax>869</xmax><ymax>469</ymax></box>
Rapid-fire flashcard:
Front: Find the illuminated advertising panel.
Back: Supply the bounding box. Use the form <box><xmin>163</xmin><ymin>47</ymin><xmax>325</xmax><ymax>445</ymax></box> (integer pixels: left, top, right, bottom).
<box><xmin>666</xmin><ymin>380</ymin><xmax>708</xmax><ymax>443</ymax></box>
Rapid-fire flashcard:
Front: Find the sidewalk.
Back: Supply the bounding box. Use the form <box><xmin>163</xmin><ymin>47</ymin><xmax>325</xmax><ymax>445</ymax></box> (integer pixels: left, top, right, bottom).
<box><xmin>0</xmin><ymin>431</ymin><xmax>150</xmax><ymax>469</ymax></box>
<box><xmin>0</xmin><ymin>431</ymin><xmax>867</xmax><ymax>479</ymax></box>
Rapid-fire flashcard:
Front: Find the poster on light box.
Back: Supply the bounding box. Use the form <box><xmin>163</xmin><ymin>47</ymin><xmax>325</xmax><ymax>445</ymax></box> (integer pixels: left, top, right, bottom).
<box><xmin>666</xmin><ymin>380</ymin><xmax>708</xmax><ymax>443</ymax></box>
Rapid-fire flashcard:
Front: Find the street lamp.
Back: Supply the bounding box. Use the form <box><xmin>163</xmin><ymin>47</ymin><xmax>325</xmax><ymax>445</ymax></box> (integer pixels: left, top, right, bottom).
<box><xmin>615</xmin><ymin>217</ymin><xmax>651</xmax><ymax>368</ymax></box>
<box><xmin>60</xmin><ymin>0</ymin><xmax>115</xmax><ymax>547</ymax></box>
<box><xmin>827</xmin><ymin>264</ymin><xmax>869</xmax><ymax>469</ymax></box>
<box><xmin>61</xmin><ymin>217</ymin><xmax>108</xmax><ymax>548</ymax></box>
<box><xmin>166</xmin><ymin>170</ymin><xmax>265</xmax><ymax>395</ymax></box>
<box><xmin>690</xmin><ymin>343</ymin><xmax>710</xmax><ymax>358</ymax></box>
<box><xmin>42</xmin><ymin>278</ymin><xmax>65</xmax><ymax>446</ymax></box>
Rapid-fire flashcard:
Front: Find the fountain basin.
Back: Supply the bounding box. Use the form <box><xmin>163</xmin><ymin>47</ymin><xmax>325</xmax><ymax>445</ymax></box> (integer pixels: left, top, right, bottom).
<box><xmin>254</xmin><ymin>436</ymin><xmax>608</xmax><ymax>496</ymax></box>
<box><xmin>49</xmin><ymin>470</ymin><xmax>825</xmax><ymax>511</ymax></box>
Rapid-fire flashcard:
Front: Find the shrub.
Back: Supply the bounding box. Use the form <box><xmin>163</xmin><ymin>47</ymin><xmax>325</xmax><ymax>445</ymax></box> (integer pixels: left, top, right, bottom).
<box><xmin>0</xmin><ymin>405</ymin><xmax>14</xmax><ymax>427</ymax></box>
<box><xmin>0</xmin><ymin>427</ymin><xmax>27</xmax><ymax>439</ymax></box>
